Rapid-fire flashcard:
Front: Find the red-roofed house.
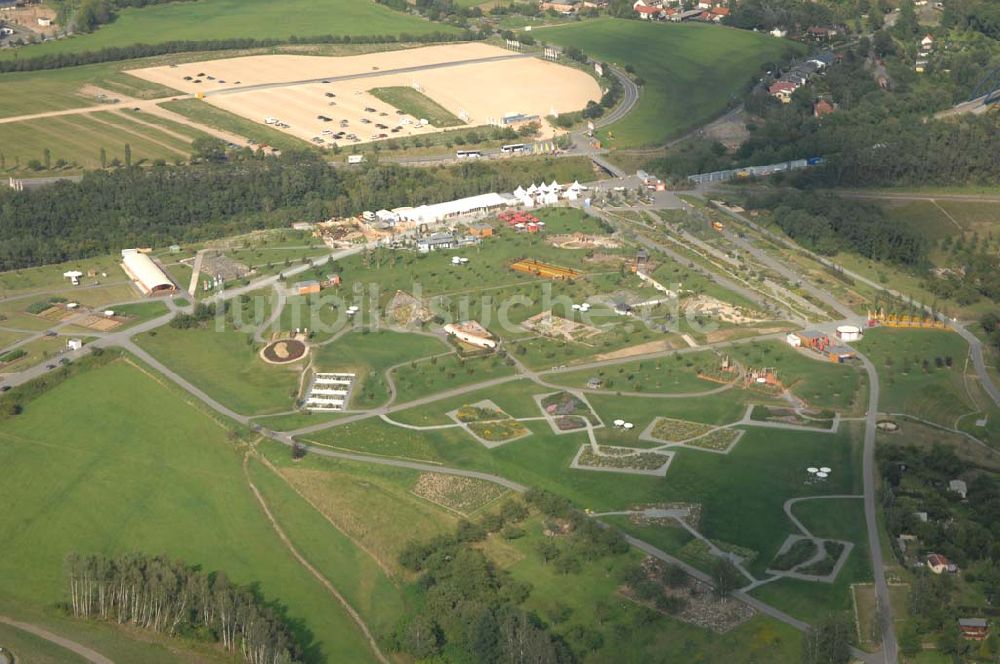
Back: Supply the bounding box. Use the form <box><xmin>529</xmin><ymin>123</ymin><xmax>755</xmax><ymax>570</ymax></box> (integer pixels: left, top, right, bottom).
<box><xmin>769</xmin><ymin>80</ymin><xmax>799</xmax><ymax>102</ymax></box>
<box><xmin>710</xmin><ymin>6</ymin><xmax>729</xmax><ymax>20</ymax></box>
<box><xmin>634</xmin><ymin>4</ymin><xmax>664</xmax><ymax>18</ymax></box>
<box><xmin>927</xmin><ymin>553</ymin><xmax>953</xmax><ymax>574</ymax></box>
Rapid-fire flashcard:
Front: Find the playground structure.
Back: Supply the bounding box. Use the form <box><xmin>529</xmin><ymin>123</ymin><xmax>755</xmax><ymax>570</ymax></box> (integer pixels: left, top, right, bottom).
<box><xmin>867</xmin><ymin>308</ymin><xmax>950</xmax><ymax>330</ymax></box>
<box><xmin>744</xmin><ymin>367</ymin><xmax>782</xmax><ymax>389</ymax></box>
<box><xmin>510</xmin><ymin>259</ymin><xmax>582</xmax><ymax>280</ymax></box>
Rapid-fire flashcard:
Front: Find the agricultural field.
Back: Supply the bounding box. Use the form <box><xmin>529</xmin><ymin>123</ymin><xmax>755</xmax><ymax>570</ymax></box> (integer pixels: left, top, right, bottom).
<box><xmin>0</xmin><ymin>62</ymin><xmax>180</xmax><ymax>119</ymax></box>
<box><xmin>0</xmin><ymin>0</ymin><xmax>456</xmax><ymax>62</ymax></box>
<box><xmin>0</xmin><ymin>111</ymin><xmax>198</xmax><ymax>175</ymax></box>
<box><xmin>541</xmin><ymin>19</ymin><xmax>800</xmax><ymax>146</ymax></box>
<box><xmin>0</xmin><ymin>359</ymin><xmax>381</xmax><ymax>663</ymax></box>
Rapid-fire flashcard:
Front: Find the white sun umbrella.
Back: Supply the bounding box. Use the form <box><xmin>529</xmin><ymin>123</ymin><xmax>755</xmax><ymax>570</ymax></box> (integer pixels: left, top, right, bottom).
<box><xmin>815</xmin><ymin>471</ymin><xmax>829</xmax><ymax>479</ymax></box>
<box><xmin>820</xmin><ymin>466</ymin><xmax>832</xmax><ymax>473</ymax></box>
<box><xmin>572</xmin><ymin>304</ymin><xmax>581</xmax><ymax>310</ymax></box>
<box><xmin>807</xmin><ymin>467</ymin><xmax>819</xmax><ymax>474</ymax></box>
<box><xmin>613</xmin><ymin>419</ymin><xmax>625</xmax><ymax>427</ymax></box>
<box><xmin>623</xmin><ymin>422</ymin><xmax>634</xmax><ymax>430</ymax></box>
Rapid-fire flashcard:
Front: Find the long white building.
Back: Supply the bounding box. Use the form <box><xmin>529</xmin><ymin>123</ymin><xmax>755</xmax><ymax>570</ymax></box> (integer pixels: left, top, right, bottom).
<box><xmin>396</xmin><ymin>192</ymin><xmax>509</xmax><ymax>225</ymax></box>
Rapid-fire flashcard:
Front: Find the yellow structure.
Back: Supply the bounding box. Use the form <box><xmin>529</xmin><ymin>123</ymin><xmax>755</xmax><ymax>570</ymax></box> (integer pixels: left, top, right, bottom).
<box><xmin>510</xmin><ymin>259</ymin><xmax>582</xmax><ymax>280</ymax></box>
<box><xmin>867</xmin><ymin>308</ymin><xmax>949</xmax><ymax>330</ymax></box>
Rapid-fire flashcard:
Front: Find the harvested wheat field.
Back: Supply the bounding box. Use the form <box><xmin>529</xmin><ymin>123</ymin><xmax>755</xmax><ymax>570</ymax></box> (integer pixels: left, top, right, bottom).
<box><xmin>129</xmin><ymin>43</ymin><xmax>601</xmax><ymax>145</ymax></box>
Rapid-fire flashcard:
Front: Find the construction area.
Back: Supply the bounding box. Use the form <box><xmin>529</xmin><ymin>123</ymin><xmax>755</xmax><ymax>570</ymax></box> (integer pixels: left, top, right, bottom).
<box><xmin>129</xmin><ymin>43</ymin><xmax>601</xmax><ymax>146</ymax></box>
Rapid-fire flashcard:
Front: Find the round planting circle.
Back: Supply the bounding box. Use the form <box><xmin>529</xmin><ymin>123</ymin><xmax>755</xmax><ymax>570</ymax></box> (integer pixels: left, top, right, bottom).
<box><xmin>876</xmin><ymin>420</ymin><xmax>900</xmax><ymax>432</ymax></box>
<box><xmin>261</xmin><ymin>339</ymin><xmax>308</xmax><ymax>364</ymax></box>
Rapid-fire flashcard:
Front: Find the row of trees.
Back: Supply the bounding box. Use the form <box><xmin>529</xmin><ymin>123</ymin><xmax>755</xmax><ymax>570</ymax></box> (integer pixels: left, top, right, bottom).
<box><xmin>0</xmin><ymin>30</ymin><xmax>474</xmax><ymax>73</ymax></box>
<box><xmin>0</xmin><ymin>151</ymin><xmax>584</xmax><ymax>271</ymax></box>
<box><xmin>66</xmin><ymin>552</ymin><xmax>303</xmax><ymax>664</ymax></box>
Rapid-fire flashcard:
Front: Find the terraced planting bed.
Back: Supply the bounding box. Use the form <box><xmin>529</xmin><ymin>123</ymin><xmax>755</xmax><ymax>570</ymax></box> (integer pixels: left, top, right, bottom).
<box><xmin>467</xmin><ymin>419</ymin><xmax>530</xmax><ymax>442</ymax></box>
<box><xmin>573</xmin><ymin>445</ymin><xmax>671</xmax><ymax>474</ymax></box>
<box><xmin>682</xmin><ymin>428</ymin><xmax>743</xmax><ymax>452</ymax></box>
<box><xmin>647</xmin><ymin>417</ymin><xmax>715</xmax><ymax>442</ymax></box>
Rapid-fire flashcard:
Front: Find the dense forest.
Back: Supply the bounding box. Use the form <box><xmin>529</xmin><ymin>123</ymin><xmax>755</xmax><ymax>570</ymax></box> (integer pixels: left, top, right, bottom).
<box><xmin>66</xmin><ymin>552</ymin><xmax>304</xmax><ymax>664</ymax></box>
<box><xmin>740</xmin><ymin>189</ymin><xmax>928</xmax><ymax>265</ymax></box>
<box><xmin>0</xmin><ymin>151</ymin><xmax>585</xmax><ymax>270</ymax></box>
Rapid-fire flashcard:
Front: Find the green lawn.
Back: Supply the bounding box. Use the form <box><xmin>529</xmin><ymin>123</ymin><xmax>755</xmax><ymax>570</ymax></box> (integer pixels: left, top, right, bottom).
<box><xmin>134</xmin><ymin>306</ymin><xmax>303</xmax><ymax>416</ymax></box>
<box><xmin>0</xmin><ymin>0</ymin><xmax>455</xmax><ymax>62</ymax></box>
<box><xmin>541</xmin><ymin>19</ymin><xmax>800</xmax><ymax>147</ymax></box>
<box><xmin>246</xmin><ymin>456</ymin><xmax>406</xmax><ymax>637</ymax></box>
<box><xmin>541</xmin><ymin>351</ymin><xmax>725</xmax><ymax>394</ymax></box>
<box><xmin>390</xmin><ymin>352</ymin><xmax>517</xmax><ymax>404</ymax></box>
<box><xmin>308</xmin><ymin>390</ymin><xmax>863</xmax><ymax>581</ymax></box>
<box><xmin>751</xmin><ymin>497</ymin><xmax>872</xmax><ymax>624</ymax></box>
<box><xmin>0</xmin><ymin>359</ymin><xmax>378</xmax><ymax>663</ymax></box>
<box><xmin>855</xmin><ymin>327</ymin><xmax>976</xmax><ymax>426</ymax></box>
<box><xmin>311</xmin><ymin>330</ymin><xmax>447</xmax><ymax>408</ymax></box>
<box><xmin>0</xmin><ymin>622</ymin><xmax>88</xmax><ymax>664</ymax></box>
<box><xmin>727</xmin><ymin>340</ymin><xmax>865</xmax><ymax>413</ymax></box>
<box><xmin>369</xmin><ymin>86</ymin><xmax>465</xmax><ymax>127</ymax></box>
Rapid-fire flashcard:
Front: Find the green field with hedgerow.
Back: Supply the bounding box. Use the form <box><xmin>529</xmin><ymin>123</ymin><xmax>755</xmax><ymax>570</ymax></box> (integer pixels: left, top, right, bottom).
<box><xmin>541</xmin><ymin>19</ymin><xmax>801</xmax><ymax>147</ymax></box>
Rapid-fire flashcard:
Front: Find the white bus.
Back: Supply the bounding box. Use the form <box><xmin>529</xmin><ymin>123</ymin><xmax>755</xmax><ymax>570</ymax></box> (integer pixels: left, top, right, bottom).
<box><xmin>500</xmin><ymin>143</ymin><xmax>529</xmax><ymax>154</ymax></box>
<box><xmin>456</xmin><ymin>150</ymin><xmax>482</xmax><ymax>159</ymax></box>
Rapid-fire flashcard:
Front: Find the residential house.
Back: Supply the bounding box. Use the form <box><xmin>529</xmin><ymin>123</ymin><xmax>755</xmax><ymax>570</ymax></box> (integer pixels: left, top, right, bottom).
<box><xmin>770</xmin><ymin>27</ymin><xmax>788</xmax><ymax>38</ymax></box>
<box><xmin>634</xmin><ymin>4</ymin><xmax>664</xmax><ymax>19</ymax></box>
<box><xmin>926</xmin><ymin>553</ymin><xmax>956</xmax><ymax>575</ymax></box>
<box><xmin>921</xmin><ymin>34</ymin><xmax>934</xmax><ymax>49</ymax></box>
<box><xmin>769</xmin><ymin>80</ymin><xmax>799</xmax><ymax>102</ymax></box>
<box><xmin>949</xmin><ymin>479</ymin><xmax>968</xmax><ymax>498</ymax></box>
<box><xmin>710</xmin><ymin>6</ymin><xmax>729</xmax><ymax>21</ymax></box>
<box><xmin>958</xmin><ymin>618</ymin><xmax>989</xmax><ymax>641</ymax></box>
<box><xmin>806</xmin><ymin>26</ymin><xmax>838</xmax><ymax>40</ymax></box>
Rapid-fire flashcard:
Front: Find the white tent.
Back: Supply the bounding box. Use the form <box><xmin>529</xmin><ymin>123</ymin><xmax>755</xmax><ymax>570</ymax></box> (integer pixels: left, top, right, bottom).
<box><xmin>549</xmin><ymin>179</ymin><xmax>560</xmax><ymax>190</ymax></box>
<box><xmin>513</xmin><ymin>185</ymin><xmax>527</xmax><ymax>198</ymax></box>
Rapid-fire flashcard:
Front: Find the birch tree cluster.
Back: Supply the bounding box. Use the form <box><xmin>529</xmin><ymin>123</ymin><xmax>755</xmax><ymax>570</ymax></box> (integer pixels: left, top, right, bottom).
<box><xmin>66</xmin><ymin>552</ymin><xmax>302</xmax><ymax>664</ymax></box>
